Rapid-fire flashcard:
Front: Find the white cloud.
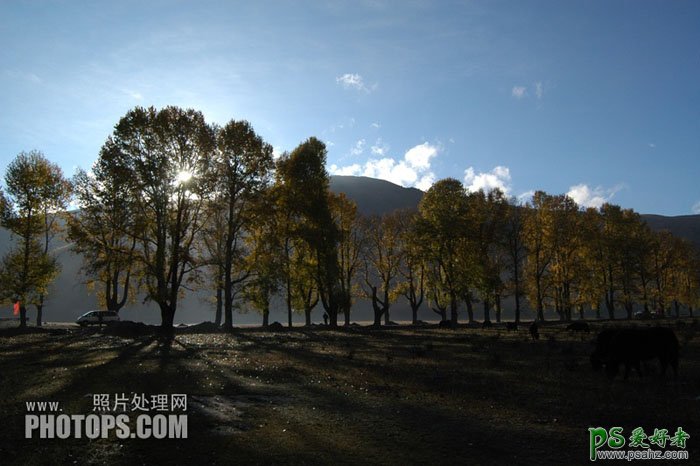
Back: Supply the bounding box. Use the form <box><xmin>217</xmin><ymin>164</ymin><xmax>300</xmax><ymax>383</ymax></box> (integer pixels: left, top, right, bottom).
<box><xmin>566</xmin><ymin>183</ymin><xmax>623</xmax><ymax>209</ymax></box>
<box><xmin>272</xmin><ymin>146</ymin><xmax>284</xmax><ymax>160</ymax></box>
<box><xmin>336</xmin><ymin>73</ymin><xmax>377</xmax><ymax>93</ymax></box>
<box><xmin>535</xmin><ymin>81</ymin><xmax>543</xmax><ymax>99</ymax></box>
<box><xmin>405</xmin><ymin>142</ymin><xmax>438</xmax><ymax>170</ymax></box>
<box><xmin>692</xmin><ymin>201</ymin><xmax>700</xmax><ymax>215</ymax></box>
<box><xmin>370</xmin><ymin>122</ymin><xmax>380</xmax><ymax>129</ymax></box>
<box><xmin>416</xmin><ymin>173</ymin><xmax>436</xmax><ymax>191</ymax></box>
<box><xmin>512</xmin><ymin>86</ymin><xmax>527</xmax><ymax>99</ymax></box>
<box><xmin>463</xmin><ymin>166</ymin><xmax>512</xmax><ymax>194</ymax></box>
<box><xmin>648</xmin><ymin>143</ymin><xmax>656</xmax><ymax>149</ymax></box>
<box><xmin>517</xmin><ymin>190</ymin><xmax>535</xmax><ymax>204</ymax></box>
<box><xmin>329</xmin><ymin>163</ymin><xmax>362</xmax><ymax>176</ymax></box>
<box><xmin>123</xmin><ymin>89</ymin><xmax>143</xmax><ymax>100</ymax></box>
<box><xmin>328</xmin><ymin>142</ymin><xmax>439</xmax><ymax>190</ymax></box>
<box><xmin>370</xmin><ymin>138</ymin><xmax>389</xmax><ymax>157</ymax></box>
<box><xmin>350</xmin><ymin>139</ymin><xmax>366</xmax><ymax>156</ymax></box>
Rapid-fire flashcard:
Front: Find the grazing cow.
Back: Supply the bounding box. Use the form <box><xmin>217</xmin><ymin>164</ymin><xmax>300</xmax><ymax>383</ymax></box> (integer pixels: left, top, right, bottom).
<box><xmin>506</xmin><ymin>322</ymin><xmax>518</xmax><ymax>331</ymax></box>
<box><xmin>590</xmin><ymin>327</ymin><xmax>679</xmax><ymax>379</ymax></box>
<box><xmin>482</xmin><ymin>320</ymin><xmax>493</xmax><ymax>329</ymax></box>
<box><xmin>567</xmin><ymin>321</ymin><xmax>590</xmax><ymax>333</ymax></box>
<box><xmin>529</xmin><ymin>321</ymin><xmax>539</xmax><ymax>340</ymax></box>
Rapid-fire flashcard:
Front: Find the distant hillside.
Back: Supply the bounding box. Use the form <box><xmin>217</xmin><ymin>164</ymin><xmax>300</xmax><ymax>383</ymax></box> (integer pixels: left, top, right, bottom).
<box><xmin>329</xmin><ymin>175</ymin><xmax>700</xmax><ymax>247</ymax></box>
<box><xmin>640</xmin><ymin>214</ymin><xmax>700</xmax><ymax>249</ymax></box>
<box><xmin>329</xmin><ymin>176</ymin><xmax>423</xmax><ymax>215</ymax></box>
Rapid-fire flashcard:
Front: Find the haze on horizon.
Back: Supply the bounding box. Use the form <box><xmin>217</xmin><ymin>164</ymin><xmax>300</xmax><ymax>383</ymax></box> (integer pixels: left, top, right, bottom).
<box><xmin>1</xmin><ymin>1</ymin><xmax>699</xmax><ymax>216</ymax></box>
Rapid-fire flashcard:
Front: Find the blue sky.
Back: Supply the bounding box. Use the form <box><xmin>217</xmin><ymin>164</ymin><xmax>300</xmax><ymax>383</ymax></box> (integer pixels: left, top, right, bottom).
<box><xmin>1</xmin><ymin>0</ymin><xmax>699</xmax><ymax>215</ymax></box>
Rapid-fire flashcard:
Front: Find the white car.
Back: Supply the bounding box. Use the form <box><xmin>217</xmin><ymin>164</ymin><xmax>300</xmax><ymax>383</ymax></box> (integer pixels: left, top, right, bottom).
<box><xmin>76</xmin><ymin>310</ymin><xmax>120</xmax><ymax>326</ymax></box>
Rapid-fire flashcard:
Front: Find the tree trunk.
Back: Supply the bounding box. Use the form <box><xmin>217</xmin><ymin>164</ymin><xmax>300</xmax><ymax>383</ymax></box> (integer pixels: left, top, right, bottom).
<box><xmin>263</xmin><ymin>308</ymin><xmax>269</xmax><ymax>327</ymax></box>
<box><xmin>483</xmin><ymin>299</ymin><xmax>491</xmax><ymax>323</ymax></box>
<box><xmin>674</xmin><ymin>300</ymin><xmax>680</xmax><ymax>318</ymax></box>
<box><xmin>160</xmin><ymin>304</ymin><xmax>175</xmax><ymax>331</ymax></box>
<box><xmin>450</xmin><ymin>291</ymin><xmax>458</xmax><ymax>325</ymax></box>
<box><xmin>214</xmin><ymin>285</ymin><xmax>222</xmax><ymax>326</ymax></box>
<box><xmin>371</xmin><ymin>287</ymin><xmax>383</xmax><ymax>327</ymax></box>
<box><xmin>223</xmin><ymin>276</ymin><xmax>234</xmax><ymax>331</ymax></box>
<box><xmin>465</xmin><ymin>293</ymin><xmax>474</xmax><ymax>323</ymax></box>
<box><xmin>344</xmin><ymin>305</ymin><xmax>351</xmax><ymax>326</ymax></box>
<box><xmin>384</xmin><ymin>308</ymin><xmax>390</xmax><ymax>325</ymax></box>
<box><xmin>287</xmin><ymin>287</ymin><xmax>293</xmax><ymax>328</ymax></box>
<box><xmin>373</xmin><ymin>308</ymin><xmax>382</xmax><ymax>327</ymax></box>
<box><xmin>36</xmin><ymin>302</ymin><xmax>43</xmax><ymax>327</ymax></box>
<box><xmin>305</xmin><ymin>308</ymin><xmax>312</xmax><ymax>326</ymax></box>
<box><xmin>495</xmin><ymin>295</ymin><xmax>502</xmax><ymax>323</ymax></box>
<box><xmin>411</xmin><ymin>305</ymin><xmax>418</xmax><ymax>325</ymax></box>
<box><xmin>19</xmin><ymin>305</ymin><xmax>27</xmax><ymax>328</ymax></box>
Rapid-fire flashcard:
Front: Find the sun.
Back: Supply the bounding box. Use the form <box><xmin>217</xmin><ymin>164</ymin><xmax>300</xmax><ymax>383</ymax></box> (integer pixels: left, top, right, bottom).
<box><xmin>175</xmin><ymin>170</ymin><xmax>193</xmax><ymax>184</ymax></box>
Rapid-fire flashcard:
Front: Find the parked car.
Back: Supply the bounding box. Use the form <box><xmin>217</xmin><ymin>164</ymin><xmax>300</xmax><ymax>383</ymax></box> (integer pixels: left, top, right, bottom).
<box><xmin>76</xmin><ymin>310</ymin><xmax>120</xmax><ymax>326</ymax></box>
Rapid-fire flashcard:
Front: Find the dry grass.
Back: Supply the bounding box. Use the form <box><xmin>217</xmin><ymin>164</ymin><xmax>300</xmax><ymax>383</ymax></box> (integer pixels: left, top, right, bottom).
<box><xmin>0</xmin><ymin>320</ymin><xmax>698</xmax><ymax>465</ymax></box>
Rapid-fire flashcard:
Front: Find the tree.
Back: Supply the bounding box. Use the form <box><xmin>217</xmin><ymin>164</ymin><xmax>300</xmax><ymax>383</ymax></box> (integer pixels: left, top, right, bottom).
<box><xmin>205</xmin><ymin>120</ymin><xmax>274</xmax><ymax>330</ymax></box>
<box><xmin>110</xmin><ymin>106</ymin><xmax>216</xmax><ymax>331</ymax></box>
<box><xmin>545</xmin><ymin>194</ymin><xmax>582</xmax><ymax>321</ymax></box>
<box><xmin>289</xmin><ymin>238</ymin><xmax>320</xmax><ymax>326</ymax></box>
<box><xmin>69</xmin><ymin>141</ymin><xmax>138</xmax><ymax>315</ymax></box>
<box><xmin>331</xmin><ymin>193</ymin><xmax>363</xmax><ymax>326</ymax></box>
<box><xmin>0</xmin><ymin>151</ymin><xmax>69</xmax><ymax>327</ymax></box>
<box><xmin>503</xmin><ymin>198</ymin><xmax>526</xmax><ymax>323</ymax></box>
<box><xmin>360</xmin><ymin>211</ymin><xmax>404</xmax><ymax>327</ymax></box>
<box><xmin>523</xmin><ymin>191</ymin><xmax>554</xmax><ymax>321</ymax></box>
<box><xmin>417</xmin><ymin>178</ymin><xmax>470</xmax><ymax>325</ymax></box>
<box><xmin>468</xmin><ymin>189</ymin><xmax>509</xmax><ymax>323</ymax></box>
<box><xmin>244</xmin><ymin>189</ymin><xmax>283</xmax><ymax>327</ymax></box>
<box><xmin>276</xmin><ymin>138</ymin><xmax>341</xmax><ymax>326</ymax></box>
<box><xmin>395</xmin><ymin>209</ymin><xmax>425</xmax><ymax>325</ymax></box>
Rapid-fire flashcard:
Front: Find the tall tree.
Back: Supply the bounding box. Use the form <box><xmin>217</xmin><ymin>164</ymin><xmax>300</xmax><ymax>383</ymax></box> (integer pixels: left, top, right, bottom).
<box><xmin>243</xmin><ymin>189</ymin><xmax>282</xmax><ymax>327</ymax></box>
<box><xmin>546</xmin><ymin>194</ymin><xmax>582</xmax><ymax>321</ymax></box>
<box><xmin>205</xmin><ymin>120</ymin><xmax>274</xmax><ymax>331</ymax></box>
<box><xmin>331</xmin><ymin>193</ymin><xmax>363</xmax><ymax>326</ymax></box>
<box><xmin>110</xmin><ymin>106</ymin><xmax>216</xmax><ymax>331</ymax></box>
<box><xmin>417</xmin><ymin>178</ymin><xmax>469</xmax><ymax>325</ymax></box>
<box><xmin>276</xmin><ymin>138</ymin><xmax>341</xmax><ymax>326</ymax></box>
<box><xmin>0</xmin><ymin>151</ymin><xmax>69</xmax><ymax>327</ymax></box>
<box><xmin>468</xmin><ymin>189</ymin><xmax>509</xmax><ymax>323</ymax></box>
<box><xmin>69</xmin><ymin>141</ymin><xmax>138</xmax><ymax>315</ymax></box>
<box><xmin>360</xmin><ymin>211</ymin><xmax>404</xmax><ymax>327</ymax></box>
<box><xmin>503</xmin><ymin>198</ymin><xmax>526</xmax><ymax>323</ymax></box>
<box><xmin>523</xmin><ymin>191</ymin><xmax>554</xmax><ymax>321</ymax></box>
<box><xmin>395</xmin><ymin>209</ymin><xmax>425</xmax><ymax>325</ymax></box>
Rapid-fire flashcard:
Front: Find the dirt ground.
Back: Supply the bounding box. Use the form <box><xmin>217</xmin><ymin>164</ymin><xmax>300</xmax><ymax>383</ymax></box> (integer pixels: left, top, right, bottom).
<box><xmin>0</xmin><ymin>320</ymin><xmax>698</xmax><ymax>465</ymax></box>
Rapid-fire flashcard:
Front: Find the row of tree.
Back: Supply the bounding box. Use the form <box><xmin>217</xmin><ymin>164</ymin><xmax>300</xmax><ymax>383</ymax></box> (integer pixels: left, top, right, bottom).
<box><xmin>1</xmin><ymin>106</ymin><xmax>699</xmax><ymax>329</ymax></box>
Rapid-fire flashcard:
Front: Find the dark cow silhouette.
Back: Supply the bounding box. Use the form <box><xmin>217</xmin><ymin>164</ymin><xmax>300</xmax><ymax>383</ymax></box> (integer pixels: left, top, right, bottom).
<box><xmin>482</xmin><ymin>320</ymin><xmax>493</xmax><ymax>329</ymax></box>
<box><xmin>590</xmin><ymin>327</ymin><xmax>679</xmax><ymax>379</ymax></box>
<box><xmin>506</xmin><ymin>322</ymin><xmax>518</xmax><ymax>331</ymax></box>
<box><xmin>529</xmin><ymin>321</ymin><xmax>539</xmax><ymax>340</ymax></box>
<box><xmin>567</xmin><ymin>321</ymin><xmax>590</xmax><ymax>333</ymax></box>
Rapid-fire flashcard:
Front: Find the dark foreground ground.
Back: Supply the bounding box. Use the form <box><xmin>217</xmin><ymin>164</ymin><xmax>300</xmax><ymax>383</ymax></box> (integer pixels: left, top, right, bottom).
<box><xmin>0</xmin><ymin>320</ymin><xmax>698</xmax><ymax>466</ymax></box>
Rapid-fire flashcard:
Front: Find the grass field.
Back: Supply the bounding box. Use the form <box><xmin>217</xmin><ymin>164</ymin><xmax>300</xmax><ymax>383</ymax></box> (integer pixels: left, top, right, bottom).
<box><xmin>0</xmin><ymin>320</ymin><xmax>698</xmax><ymax>465</ymax></box>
